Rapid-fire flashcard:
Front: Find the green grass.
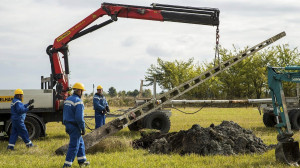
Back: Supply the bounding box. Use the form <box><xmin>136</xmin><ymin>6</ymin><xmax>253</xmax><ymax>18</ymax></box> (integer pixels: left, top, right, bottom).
<box><xmin>0</xmin><ymin>107</ymin><xmax>299</xmax><ymax>168</ymax></box>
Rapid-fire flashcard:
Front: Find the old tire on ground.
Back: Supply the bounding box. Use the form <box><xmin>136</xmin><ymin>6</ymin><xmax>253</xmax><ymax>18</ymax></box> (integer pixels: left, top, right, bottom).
<box><xmin>263</xmin><ymin>112</ymin><xmax>276</xmax><ymax>127</ymax></box>
<box><xmin>290</xmin><ymin>109</ymin><xmax>300</xmax><ymax>131</ymax></box>
<box><xmin>143</xmin><ymin>112</ymin><xmax>170</xmax><ymax>133</ymax></box>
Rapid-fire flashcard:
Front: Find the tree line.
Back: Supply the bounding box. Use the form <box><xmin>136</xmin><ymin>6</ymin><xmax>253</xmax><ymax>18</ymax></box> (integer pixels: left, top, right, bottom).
<box><xmin>145</xmin><ymin>44</ymin><xmax>300</xmax><ymax>99</ymax></box>
<box><xmin>83</xmin><ymin>88</ymin><xmax>153</xmax><ymax>107</ymax></box>
<box><xmin>84</xmin><ymin>88</ymin><xmax>152</xmax><ymax>98</ymax></box>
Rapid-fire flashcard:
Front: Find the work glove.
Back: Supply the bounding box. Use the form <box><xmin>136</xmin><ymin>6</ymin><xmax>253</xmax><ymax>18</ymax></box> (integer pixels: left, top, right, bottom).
<box><xmin>105</xmin><ymin>106</ymin><xmax>110</xmax><ymax>112</ymax></box>
<box><xmin>28</xmin><ymin>105</ymin><xmax>34</xmax><ymax>111</ymax></box>
<box><xmin>81</xmin><ymin>129</ymin><xmax>86</xmax><ymax>135</ymax></box>
<box><xmin>28</xmin><ymin>99</ymin><xmax>34</xmax><ymax>105</ymax></box>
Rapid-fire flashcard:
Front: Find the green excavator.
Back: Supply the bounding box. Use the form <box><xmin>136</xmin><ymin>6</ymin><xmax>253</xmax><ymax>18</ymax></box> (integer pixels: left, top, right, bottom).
<box><xmin>268</xmin><ymin>66</ymin><xmax>300</xmax><ymax>165</ymax></box>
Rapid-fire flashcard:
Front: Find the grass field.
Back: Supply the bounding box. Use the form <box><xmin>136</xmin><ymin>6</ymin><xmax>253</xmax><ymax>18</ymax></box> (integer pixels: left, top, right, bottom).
<box><xmin>0</xmin><ymin>107</ymin><xmax>298</xmax><ymax>168</ymax></box>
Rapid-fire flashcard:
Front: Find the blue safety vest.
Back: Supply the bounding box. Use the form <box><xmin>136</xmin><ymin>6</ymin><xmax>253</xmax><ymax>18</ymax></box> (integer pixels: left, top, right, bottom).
<box><xmin>63</xmin><ymin>94</ymin><xmax>85</xmax><ymax>131</ymax></box>
<box><xmin>93</xmin><ymin>94</ymin><xmax>108</xmax><ymax>113</ymax></box>
<box><xmin>10</xmin><ymin>97</ymin><xmax>29</xmax><ymax>121</ymax></box>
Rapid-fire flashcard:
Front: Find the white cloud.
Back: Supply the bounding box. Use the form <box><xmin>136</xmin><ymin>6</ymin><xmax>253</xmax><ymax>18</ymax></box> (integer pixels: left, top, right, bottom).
<box><xmin>0</xmin><ymin>0</ymin><xmax>299</xmax><ymax>93</ymax></box>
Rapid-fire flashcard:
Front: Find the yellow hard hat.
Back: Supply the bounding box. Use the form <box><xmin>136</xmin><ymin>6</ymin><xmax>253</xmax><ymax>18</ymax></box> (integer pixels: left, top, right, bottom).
<box><xmin>97</xmin><ymin>85</ymin><xmax>103</xmax><ymax>90</ymax></box>
<box><xmin>72</xmin><ymin>82</ymin><xmax>86</xmax><ymax>91</ymax></box>
<box><xmin>14</xmin><ymin>89</ymin><xmax>24</xmax><ymax>95</ymax></box>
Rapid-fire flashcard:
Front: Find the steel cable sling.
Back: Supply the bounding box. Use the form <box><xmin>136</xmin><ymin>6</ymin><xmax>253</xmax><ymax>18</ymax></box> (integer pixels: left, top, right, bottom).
<box><xmin>171</xmin><ymin>103</ymin><xmax>207</xmax><ymax>114</ymax></box>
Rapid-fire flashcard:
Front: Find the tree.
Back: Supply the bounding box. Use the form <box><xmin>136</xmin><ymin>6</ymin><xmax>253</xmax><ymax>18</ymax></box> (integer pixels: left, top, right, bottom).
<box><xmin>142</xmin><ymin>89</ymin><xmax>152</xmax><ymax>98</ymax></box>
<box><xmin>132</xmin><ymin>89</ymin><xmax>139</xmax><ymax>97</ymax></box>
<box><xmin>108</xmin><ymin>87</ymin><xmax>117</xmax><ymax>97</ymax></box>
<box><xmin>266</xmin><ymin>44</ymin><xmax>300</xmax><ymax>97</ymax></box>
<box><xmin>118</xmin><ymin>90</ymin><xmax>126</xmax><ymax>97</ymax></box>
<box><xmin>127</xmin><ymin>89</ymin><xmax>139</xmax><ymax>97</ymax></box>
<box><xmin>144</xmin><ymin>44</ymin><xmax>300</xmax><ymax>100</ymax></box>
<box><xmin>216</xmin><ymin>46</ymin><xmax>267</xmax><ymax>99</ymax></box>
<box><xmin>145</xmin><ymin>58</ymin><xmax>197</xmax><ymax>90</ymax></box>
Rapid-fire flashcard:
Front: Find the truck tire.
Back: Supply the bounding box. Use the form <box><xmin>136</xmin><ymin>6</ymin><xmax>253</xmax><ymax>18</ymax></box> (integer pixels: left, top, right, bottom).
<box><xmin>7</xmin><ymin>117</ymin><xmax>41</xmax><ymax>140</ymax></box>
<box><xmin>25</xmin><ymin>117</ymin><xmax>41</xmax><ymax>140</ymax></box>
<box><xmin>288</xmin><ymin>110</ymin><xmax>296</xmax><ymax>129</ymax></box>
<box><xmin>290</xmin><ymin>109</ymin><xmax>300</xmax><ymax>131</ymax></box>
<box><xmin>263</xmin><ymin>112</ymin><xmax>276</xmax><ymax>127</ymax></box>
<box><xmin>143</xmin><ymin>112</ymin><xmax>171</xmax><ymax>133</ymax></box>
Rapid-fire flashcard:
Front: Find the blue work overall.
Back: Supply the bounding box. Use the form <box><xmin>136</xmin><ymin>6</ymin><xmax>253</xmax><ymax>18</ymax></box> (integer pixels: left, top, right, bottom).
<box><xmin>93</xmin><ymin>93</ymin><xmax>109</xmax><ymax>129</ymax></box>
<box><xmin>7</xmin><ymin>97</ymin><xmax>32</xmax><ymax>149</ymax></box>
<box><xmin>63</xmin><ymin>94</ymin><xmax>86</xmax><ymax>167</ymax></box>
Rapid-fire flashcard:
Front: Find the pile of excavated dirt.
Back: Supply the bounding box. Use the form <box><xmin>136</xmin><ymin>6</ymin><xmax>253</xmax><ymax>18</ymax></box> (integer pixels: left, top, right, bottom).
<box><xmin>133</xmin><ymin>121</ymin><xmax>273</xmax><ymax>155</ymax></box>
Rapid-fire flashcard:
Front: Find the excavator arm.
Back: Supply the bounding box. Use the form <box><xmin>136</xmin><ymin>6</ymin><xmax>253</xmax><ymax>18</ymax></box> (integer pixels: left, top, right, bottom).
<box><xmin>46</xmin><ymin>2</ymin><xmax>220</xmax><ymax>102</ymax></box>
<box><xmin>267</xmin><ymin>66</ymin><xmax>300</xmax><ymax>165</ymax></box>
<box><xmin>268</xmin><ymin>66</ymin><xmax>300</xmax><ymax>136</ymax></box>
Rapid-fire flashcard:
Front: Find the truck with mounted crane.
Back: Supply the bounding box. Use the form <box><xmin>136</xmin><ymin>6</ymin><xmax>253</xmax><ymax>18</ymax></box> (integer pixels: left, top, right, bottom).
<box><xmin>0</xmin><ymin>2</ymin><xmax>220</xmax><ymax>140</ymax></box>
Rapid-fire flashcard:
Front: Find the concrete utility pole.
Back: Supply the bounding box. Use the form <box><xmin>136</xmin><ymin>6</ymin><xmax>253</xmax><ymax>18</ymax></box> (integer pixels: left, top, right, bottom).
<box><xmin>93</xmin><ymin>84</ymin><xmax>95</xmax><ymax>96</ymax></box>
<box><xmin>138</xmin><ymin>80</ymin><xmax>143</xmax><ymax>98</ymax></box>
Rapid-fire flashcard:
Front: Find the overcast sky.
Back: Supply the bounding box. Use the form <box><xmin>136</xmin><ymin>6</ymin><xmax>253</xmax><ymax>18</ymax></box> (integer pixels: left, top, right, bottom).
<box><xmin>0</xmin><ymin>0</ymin><xmax>299</xmax><ymax>94</ymax></box>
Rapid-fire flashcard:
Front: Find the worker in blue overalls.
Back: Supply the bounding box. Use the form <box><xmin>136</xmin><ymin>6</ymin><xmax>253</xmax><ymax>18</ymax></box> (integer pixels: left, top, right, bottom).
<box><xmin>62</xmin><ymin>83</ymin><xmax>90</xmax><ymax>168</ymax></box>
<box><xmin>93</xmin><ymin>85</ymin><xmax>110</xmax><ymax>129</ymax></box>
<box><xmin>7</xmin><ymin>89</ymin><xmax>34</xmax><ymax>150</ymax></box>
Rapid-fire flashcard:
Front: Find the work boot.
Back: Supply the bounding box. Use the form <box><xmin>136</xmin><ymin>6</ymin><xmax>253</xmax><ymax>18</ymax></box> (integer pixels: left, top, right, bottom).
<box><xmin>26</xmin><ymin>144</ymin><xmax>37</xmax><ymax>148</ymax></box>
<box><xmin>7</xmin><ymin>146</ymin><xmax>14</xmax><ymax>150</ymax></box>
<box><xmin>79</xmin><ymin>161</ymin><xmax>90</xmax><ymax>167</ymax></box>
<box><xmin>62</xmin><ymin>163</ymin><xmax>72</xmax><ymax>168</ymax></box>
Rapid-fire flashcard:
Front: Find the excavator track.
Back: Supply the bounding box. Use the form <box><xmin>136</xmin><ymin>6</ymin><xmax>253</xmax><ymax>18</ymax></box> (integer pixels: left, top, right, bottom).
<box><xmin>55</xmin><ymin>31</ymin><xmax>286</xmax><ymax>155</ymax></box>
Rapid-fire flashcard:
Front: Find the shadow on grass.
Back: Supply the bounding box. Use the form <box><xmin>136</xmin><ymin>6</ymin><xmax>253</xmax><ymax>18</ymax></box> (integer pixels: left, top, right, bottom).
<box><xmin>0</xmin><ymin>137</ymin><xmax>9</xmax><ymax>141</ymax></box>
<box><xmin>44</xmin><ymin>134</ymin><xmax>68</xmax><ymax>140</ymax></box>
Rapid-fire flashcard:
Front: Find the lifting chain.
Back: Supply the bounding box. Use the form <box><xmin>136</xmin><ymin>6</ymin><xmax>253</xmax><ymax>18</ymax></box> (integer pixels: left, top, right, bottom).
<box><xmin>214</xmin><ymin>26</ymin><xmax>220</xmax><ymax>67</ymax></box>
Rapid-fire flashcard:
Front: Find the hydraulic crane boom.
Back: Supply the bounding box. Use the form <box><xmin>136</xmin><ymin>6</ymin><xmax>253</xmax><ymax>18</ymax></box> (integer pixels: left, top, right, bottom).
<box><xmin>46</xmin><ymin>2</ymin><xmax>220</xmax><ymax>104</ymax></box>
<box><xmin>56</xmin><ymin>32</ymin><xmax>286</xmax><ymax>155</ymax></box>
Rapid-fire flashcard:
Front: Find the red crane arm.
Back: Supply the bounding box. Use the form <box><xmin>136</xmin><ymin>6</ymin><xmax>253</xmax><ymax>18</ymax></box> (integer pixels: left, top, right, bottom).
<box><xmin>46</xmin><ymin>2</ymin><xmax>220</xmax><ymax>102</ymax></box>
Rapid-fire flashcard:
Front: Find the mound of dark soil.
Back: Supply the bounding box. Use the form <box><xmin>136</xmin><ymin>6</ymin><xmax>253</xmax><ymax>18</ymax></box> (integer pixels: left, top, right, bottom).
<box><xmin>133</xmin><ymin>121</ymin><xmax>273</xmax><ymax>155</ymax></box>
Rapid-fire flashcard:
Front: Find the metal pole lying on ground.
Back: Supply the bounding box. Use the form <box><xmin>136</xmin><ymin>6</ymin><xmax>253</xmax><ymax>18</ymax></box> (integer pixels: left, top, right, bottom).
<box><xmin>168</xmin><ymin>98</ymin><xmax>298</xmax><ymax>105</ymax></box>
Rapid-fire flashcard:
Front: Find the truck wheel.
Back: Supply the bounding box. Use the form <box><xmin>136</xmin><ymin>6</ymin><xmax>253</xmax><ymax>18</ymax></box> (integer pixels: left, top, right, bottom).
<box><xmin>24</xmin><ymin>117</ymin><xmax>41</xmax><ymax>140</ymax></box>
<box><xmin>263</xmin><ymin>112</ymin><xmax>276</xmax><ymax>127</ymax></box>
<box><xmin>288</xmin><ymin>110</ymin><xmax>296</xmax><ymax>129</ymax></box>
<box><xmin>143</xmin><ymin>112</ymin><xmax>171</xmax><ymax>133</ymax></box>
<box><xmin>7</xmin><ymin>117</ymin><xmax>41</xmax><ymax>140</ymax></box>
<box><xmin>290</xmin><ymin>109</ymin><xmax>300</xmax><ymax>131</ymax></box>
